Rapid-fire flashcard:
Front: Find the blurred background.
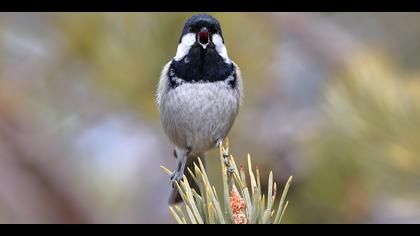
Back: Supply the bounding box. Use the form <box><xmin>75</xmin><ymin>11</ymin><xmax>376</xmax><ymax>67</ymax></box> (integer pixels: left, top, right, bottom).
<box><xmin>1</xmin><ymin>12</ymin><xmax>420</xmax><ymax>223</ymax></box>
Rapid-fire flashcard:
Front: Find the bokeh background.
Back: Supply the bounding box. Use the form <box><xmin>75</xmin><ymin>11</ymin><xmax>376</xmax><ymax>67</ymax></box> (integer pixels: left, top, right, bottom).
<box><xmin>1</xmin><ymin>12</ymin><xmax>420</xmax><ymax>224</ymax></box>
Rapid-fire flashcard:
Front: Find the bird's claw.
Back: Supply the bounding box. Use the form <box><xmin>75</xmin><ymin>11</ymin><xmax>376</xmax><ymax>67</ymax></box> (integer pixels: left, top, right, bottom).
<box><xmin>217</xmin><ymin>153</ymin><xmax>228</xmax><ymax>161</ymax></box>
<box><xmin>223</xmin><ymin>156</ymin><xmax>230</xmax><ymax>165</ymax></box>
<box><xmin>222</xmin><ymin>154</ymin><xmax>235</xmax><ymax>173</ymax></box>
<box><xmin>170</xmin><ymin>171</ymin><xmax>182</xmax><ymax>188</ymax></box>
<box><xmin>215</xmin><ymin>138</ymin><xmax>233</xmax><ymax>173</ymax></box>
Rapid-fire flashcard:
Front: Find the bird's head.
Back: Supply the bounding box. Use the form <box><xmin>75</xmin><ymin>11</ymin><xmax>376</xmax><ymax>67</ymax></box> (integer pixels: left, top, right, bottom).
<box><xmin>180</xmin><ymin>14</ymin><xmax>223</xmax><ymax>49</ymax></box>
<box><xmin>174</xmin><ymin>14</ymin><xmax>230</xmax><ymax>64</ymax></box>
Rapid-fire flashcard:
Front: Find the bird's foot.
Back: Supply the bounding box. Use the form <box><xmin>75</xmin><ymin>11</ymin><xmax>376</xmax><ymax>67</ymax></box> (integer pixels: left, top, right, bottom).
<box><xmin>170</xmin><ymin>171</ymin><xmax>183</xmax><ymax>188</ymax></box>
<box><xmin>215</xmin><ymin>138</ymin><xmax>234</xmax><ymax>173</ymax></box>
<box><xmin>223</xmin><ymin>154</ymin><xmax>229</xmax><ymax>165</ymax></box>
<box><xmin>223</xmin><ymin>154</ymin><xmax>235</xmax><ymax>173</ymax></box>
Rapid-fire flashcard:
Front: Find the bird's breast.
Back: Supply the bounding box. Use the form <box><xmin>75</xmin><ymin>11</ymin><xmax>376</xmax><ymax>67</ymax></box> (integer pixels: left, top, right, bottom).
<box><xmin>160</xmin><ymin>81</ymin><xmax>240</xmax><ymax>153</ymax></box>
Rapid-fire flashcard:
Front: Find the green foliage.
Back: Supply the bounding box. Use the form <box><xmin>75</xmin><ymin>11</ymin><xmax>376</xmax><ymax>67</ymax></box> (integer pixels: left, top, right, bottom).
<box><xmin>297</xmin><ymin>51</ymin><xmax>420</xmax><ymax>223</ymax></box>
<box><xmin>321</xmin><ymin>52</ymin><xmax>420</xmax><ymax>179</ymax></box>
<box><xmin>161</xmin><ymin>140</ymin><xmax>292</xmax><ymax>224</ymax></box>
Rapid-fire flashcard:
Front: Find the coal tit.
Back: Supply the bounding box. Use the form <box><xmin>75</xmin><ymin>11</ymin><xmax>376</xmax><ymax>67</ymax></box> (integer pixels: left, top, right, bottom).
<box><xmin>156</xmin><ymin>14</ymin><xmax>243</xmax><ymax>204</ymax></box>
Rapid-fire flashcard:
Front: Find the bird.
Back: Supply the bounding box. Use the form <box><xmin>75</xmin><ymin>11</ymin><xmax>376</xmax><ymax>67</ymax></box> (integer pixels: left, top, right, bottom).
<box><xmin>156</xmin><ymin>14</ymin><xmax>243</xmax><ymax>204</ymax></box>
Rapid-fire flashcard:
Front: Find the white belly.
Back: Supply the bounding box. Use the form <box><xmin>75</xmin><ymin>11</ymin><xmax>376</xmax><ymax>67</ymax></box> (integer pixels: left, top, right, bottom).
<box><xmin>160</xmin><ymin>81</ymin><xmax>240</xmax><ymax>154</ymax></box>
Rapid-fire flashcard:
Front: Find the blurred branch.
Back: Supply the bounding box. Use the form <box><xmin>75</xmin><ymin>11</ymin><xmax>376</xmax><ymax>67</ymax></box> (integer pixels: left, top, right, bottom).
<box><xmin>0</xmin><ymin>89</ymin><xmax>92</xmax><ymax>223</ymax></box>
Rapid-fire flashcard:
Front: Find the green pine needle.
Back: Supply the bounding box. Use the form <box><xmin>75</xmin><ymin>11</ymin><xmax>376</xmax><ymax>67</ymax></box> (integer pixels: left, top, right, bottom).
<box><xmin>161</xmin><ymin>139</ymin><xmax>292</xmax><ymax>224</ymax></box>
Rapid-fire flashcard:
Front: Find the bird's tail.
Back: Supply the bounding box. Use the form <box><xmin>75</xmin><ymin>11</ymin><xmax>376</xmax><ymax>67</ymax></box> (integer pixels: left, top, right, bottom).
<box><xmin>169</xmin><ymin>154</ymin><xmax>205</xmax><ymax>205</ymax></box>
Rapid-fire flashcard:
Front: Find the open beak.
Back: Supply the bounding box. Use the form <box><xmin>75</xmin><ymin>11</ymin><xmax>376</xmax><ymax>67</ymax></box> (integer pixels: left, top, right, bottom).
<box><xmin>198</xmin><ymin>28</ymin><xmax>209</xmax><ymax>49</ymax></box>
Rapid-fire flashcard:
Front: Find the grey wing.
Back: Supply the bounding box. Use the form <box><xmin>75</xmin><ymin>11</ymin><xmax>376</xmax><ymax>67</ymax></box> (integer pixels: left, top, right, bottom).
<box><xmin>232</xmin><ymin>61</ymin><xmax>244</xmax><ymax>107</ymax></box>
<box><xmin>156</xmin><ymin>61</ymin><xmax>172</xmax><ymax>110</ymax></box>
<box><xmin>156</xmin><ymin>61</ymin><xmax>187</xmax><ymax>148</ymax></box>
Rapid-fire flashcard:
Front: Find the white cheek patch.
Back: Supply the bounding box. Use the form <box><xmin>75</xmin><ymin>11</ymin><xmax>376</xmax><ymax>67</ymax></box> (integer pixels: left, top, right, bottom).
<box><xmin>174</xmin><ymin>33</ymin><xmax>196</xmax><ymax>61</ymax></box>
<box><xmin>212</xmin><ymin>34</ymin><xmax>231</xmax><ymax>64</ymax></box>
